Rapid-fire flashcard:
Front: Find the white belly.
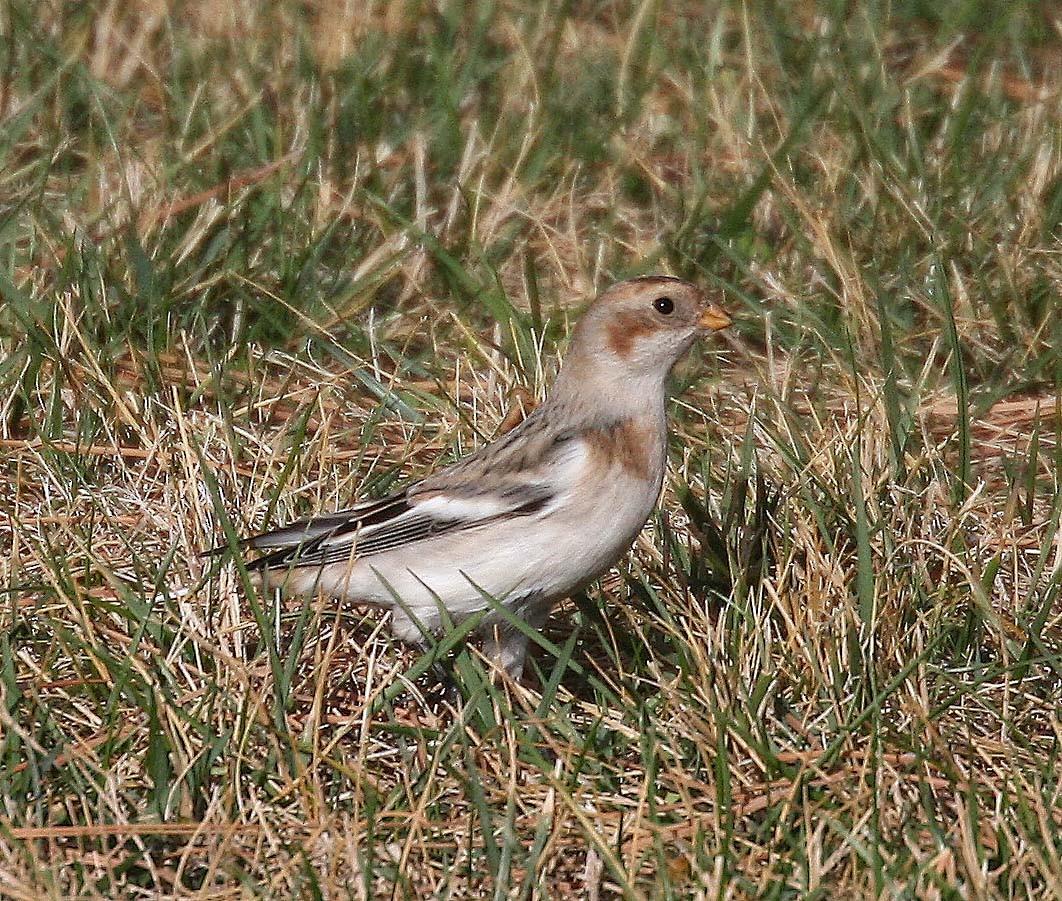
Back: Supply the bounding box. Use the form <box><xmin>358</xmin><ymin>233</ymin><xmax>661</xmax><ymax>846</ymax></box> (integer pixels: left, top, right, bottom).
<box><xmin>290</xmin><ymin>464</ymin><xmax>660</xmax><ymax>643</ymax></box>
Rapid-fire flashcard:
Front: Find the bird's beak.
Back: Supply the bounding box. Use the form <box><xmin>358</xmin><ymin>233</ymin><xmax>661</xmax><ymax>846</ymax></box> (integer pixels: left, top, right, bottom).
<box><xmin>699</xmin><ymin>304</ymin><xmax>732</xmax><ymax>331</ymax></box>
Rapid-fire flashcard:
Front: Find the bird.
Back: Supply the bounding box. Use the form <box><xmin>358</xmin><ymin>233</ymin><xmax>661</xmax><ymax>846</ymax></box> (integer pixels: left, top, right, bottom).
<box><xmin>213</xmin><ymin>276</ymin><xmax>731</xmax><ymax>678</ymax></box>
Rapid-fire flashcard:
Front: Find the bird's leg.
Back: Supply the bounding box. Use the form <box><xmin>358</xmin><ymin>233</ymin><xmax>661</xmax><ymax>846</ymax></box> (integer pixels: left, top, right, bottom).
<box><xmin>482</xmin><ymin>625</ymin><xmax>529</xmax><ymax>679</ymax></box>
<box><xmin>482</xmin><ymin>605</ymin><xmax>549</xmax><ymax>680</ymax></box>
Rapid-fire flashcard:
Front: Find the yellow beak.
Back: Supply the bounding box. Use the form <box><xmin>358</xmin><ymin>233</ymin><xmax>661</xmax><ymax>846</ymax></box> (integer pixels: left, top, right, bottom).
<box><xmin>699</xmin><ymin>305</ymin><xmax>732</xmax><ymax>331</ymax></box>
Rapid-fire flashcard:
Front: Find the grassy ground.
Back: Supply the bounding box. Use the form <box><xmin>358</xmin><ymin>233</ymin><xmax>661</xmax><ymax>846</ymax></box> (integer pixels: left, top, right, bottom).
<box><xmin>1</xmin><ymin>1</ymin><xmax>1060</xmax><ymax>898</ymax></box>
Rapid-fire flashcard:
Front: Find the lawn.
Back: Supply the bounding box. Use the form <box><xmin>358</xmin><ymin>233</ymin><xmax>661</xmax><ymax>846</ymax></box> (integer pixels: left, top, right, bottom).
<box><xmin>1</xmin><ymin>1</ymin><xmax>1060</xmax><ymax>898</ymax></box>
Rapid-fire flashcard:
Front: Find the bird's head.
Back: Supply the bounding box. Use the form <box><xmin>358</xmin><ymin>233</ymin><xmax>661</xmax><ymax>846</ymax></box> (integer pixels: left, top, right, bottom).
<box><xmin>558</xmin><ymin>276</ymin><xmax>731</xmax><ymax>401</ymax></box>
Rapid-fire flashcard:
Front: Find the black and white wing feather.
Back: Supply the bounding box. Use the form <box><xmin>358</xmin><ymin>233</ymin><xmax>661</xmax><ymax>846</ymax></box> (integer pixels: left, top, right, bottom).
<box><xmin>214</xmin><ymin>404</ymin><xmax>588</xmax><ymax>572</ymax></box>
<box><xmin>238</xmin><ymin>479</ymin><xmax>555</xmax><ymax>571</ymax></box>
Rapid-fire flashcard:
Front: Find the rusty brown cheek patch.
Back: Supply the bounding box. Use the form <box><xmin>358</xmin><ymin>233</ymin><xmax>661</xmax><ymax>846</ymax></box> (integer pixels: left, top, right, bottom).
<box><xmin>605</xmin><ymin>312</ymin><xmax>655</xmax><ymax>358</ymax></box>
<box><xmin>586</xmin><ymin>419</ymin><xmax>654</xmax><ymax>480</ymax></box>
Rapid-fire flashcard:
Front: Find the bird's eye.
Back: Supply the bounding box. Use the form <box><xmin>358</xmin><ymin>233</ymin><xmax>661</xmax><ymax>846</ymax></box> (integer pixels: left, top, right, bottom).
<box><xmin>653</xmin><ymin>296</ymin><xmax>675</xmax><ymax>315</ymax></box>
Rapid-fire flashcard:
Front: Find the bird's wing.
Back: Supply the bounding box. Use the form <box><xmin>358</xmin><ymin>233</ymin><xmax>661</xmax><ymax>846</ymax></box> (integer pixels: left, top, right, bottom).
<box><xmin>233</xmin><ymin>433</ymin><xmax>586</xmax><ymax>571</ymax></box>
<box><xmin>202</xmin><ymin>492</ymin><xmax>401</xmax><ymax>556</ymax></box>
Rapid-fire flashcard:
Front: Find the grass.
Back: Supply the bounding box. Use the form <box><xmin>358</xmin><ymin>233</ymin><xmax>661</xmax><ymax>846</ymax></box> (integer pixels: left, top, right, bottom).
<box><xmin>0</xmin><ymin>0</ymin><xmax>1060</xmax><ymax>897</ymax></box>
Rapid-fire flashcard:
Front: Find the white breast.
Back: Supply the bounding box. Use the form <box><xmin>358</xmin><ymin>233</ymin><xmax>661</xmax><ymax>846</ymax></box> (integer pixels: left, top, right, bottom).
<box><xmin>295</xmin><ymin>435</ymin><xmax>663</xmax><ymax>641</ymax></box>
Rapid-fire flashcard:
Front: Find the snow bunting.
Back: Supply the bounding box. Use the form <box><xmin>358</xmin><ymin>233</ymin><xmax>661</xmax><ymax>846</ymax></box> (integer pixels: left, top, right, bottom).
<box><xmin>218</xmin><ymin>276</ymin><xmax>731</xmax><ymax>677</ymax></box>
